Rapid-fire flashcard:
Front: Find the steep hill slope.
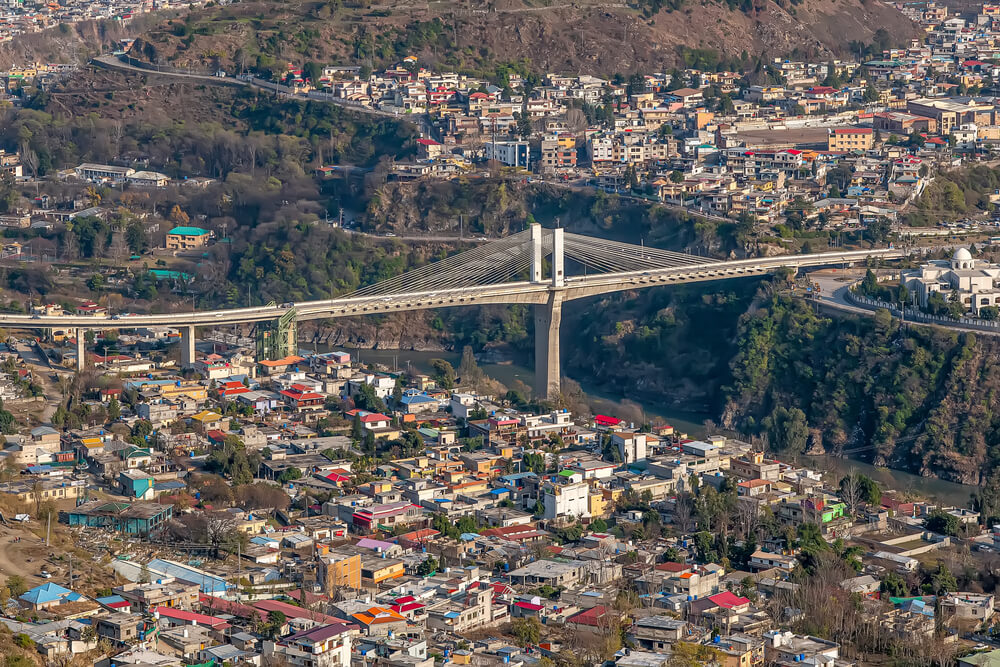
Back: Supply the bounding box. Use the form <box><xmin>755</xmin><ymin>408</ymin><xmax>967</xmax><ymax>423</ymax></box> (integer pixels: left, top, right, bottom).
<box><xmin>130</xmin><ymin>0</ymin><xmax>919</xmax><ymax>76</ymax></box>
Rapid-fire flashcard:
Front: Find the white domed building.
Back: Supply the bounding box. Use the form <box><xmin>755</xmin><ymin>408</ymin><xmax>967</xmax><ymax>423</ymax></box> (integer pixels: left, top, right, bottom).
<box><xmin>900</xmin><ymin>247</ymin><xmax>1000</xmax><ymax>314</ymax></box>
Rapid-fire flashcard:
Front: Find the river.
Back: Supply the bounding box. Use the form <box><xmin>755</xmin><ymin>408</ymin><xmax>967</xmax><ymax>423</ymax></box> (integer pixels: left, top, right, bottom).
<box><xmin>327</xmin><ymin>346</ymin><xmax>978</xmax><ymax>507</ymax></box>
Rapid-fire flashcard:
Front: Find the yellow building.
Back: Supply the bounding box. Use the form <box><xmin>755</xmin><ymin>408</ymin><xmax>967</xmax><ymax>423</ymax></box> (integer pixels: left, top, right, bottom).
<box><xmin>589</xmin><ymin>492</ymin><xmax>610</xmax><ymax>518</ymax></box>
<box><xmin>320</xmin><ymin>551</ymin><xmax>362</xmax><ymax>592</ymax></box>
<box><xmin>165</xmin><ymin>226</ymin><xmax>212</xmax><ymax>251</ymax></box>
<box><xmin>361</xmin><ymin>557</ymin><xmax>405</xmax><ymax>588</ymax></box>
<box><xmin>827</xmin><ymin>128</ymin><xmax>874</xmax><ymax>152</ymax></box>
<box><xmin>189</xmin><ymin>410</ymin><xmax>225</xmax><ymax>431</ymax></box>
<box><xmin>161</xmin><ymin>381</ymin><xmax>207</xmax><ymax>401</ymax></box>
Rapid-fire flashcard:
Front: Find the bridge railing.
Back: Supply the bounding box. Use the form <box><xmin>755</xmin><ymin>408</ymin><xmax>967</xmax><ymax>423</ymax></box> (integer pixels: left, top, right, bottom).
<box><xmin>847</xmin><ymin>292</ymin><xmax>1000</xmax><ymax>333</ymax></box>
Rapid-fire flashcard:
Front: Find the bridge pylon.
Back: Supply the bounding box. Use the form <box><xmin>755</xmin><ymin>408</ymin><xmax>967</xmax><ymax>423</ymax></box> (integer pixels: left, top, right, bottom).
<box><xmin>531</xmin><ymin>225</ymin><xmax>565</xmax><ymax>401</ymax></box>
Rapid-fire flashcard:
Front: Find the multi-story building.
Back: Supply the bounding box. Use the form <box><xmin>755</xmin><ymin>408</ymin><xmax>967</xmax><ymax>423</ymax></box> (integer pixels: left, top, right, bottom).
<box><xmin>828</xmin><ymin>128</ymin><xmax>875</xmax><ymax>152</ymax></box>
<box><xmin>263</xmin><ymin>623</ymin><xmax>354</xmax><ymax>667</ymax></box>
<box><xmin>166</xmin><ymin>226</ymin><xmax>212</xmax><ymax>251</ymax></box>
<box><xmin>485</xmin><ymin>141</ymin><xmax>530</xmax><ymax>168</ymax></box>
<box><xmin>319</xmin><ymin>550</ymin><xmax>362</xmax><ymax>594</ymax></box>
<box><xmin>541</xmin><ymin>479</ymin><xmax>589</xmax><ymax>520</ymax></box>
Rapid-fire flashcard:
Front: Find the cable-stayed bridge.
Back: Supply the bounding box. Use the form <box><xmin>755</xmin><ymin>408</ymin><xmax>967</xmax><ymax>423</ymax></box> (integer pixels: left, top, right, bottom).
<box><xmin>9</xmin><ymin>225</ymin><xmax>902</xmax><ymax>398</ymax></box>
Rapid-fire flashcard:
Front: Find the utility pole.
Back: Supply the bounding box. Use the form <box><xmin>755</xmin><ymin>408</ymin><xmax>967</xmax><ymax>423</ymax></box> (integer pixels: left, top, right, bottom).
<box><xmin>45</xmin><ymin>512</ymin><xmax>50</xmax><ymax>547</ymax></box>
<box><xmin>237</xmin><ymin>540</ymin><xmax>242</xmax><ymax>602</ymax></box>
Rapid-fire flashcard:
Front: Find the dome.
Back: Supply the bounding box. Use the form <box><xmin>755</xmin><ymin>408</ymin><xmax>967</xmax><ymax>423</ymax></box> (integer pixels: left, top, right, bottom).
<box><xmin>953</xmin><ymin>247</ymin><xmax>973</xmax><ymax>262</ymax></box>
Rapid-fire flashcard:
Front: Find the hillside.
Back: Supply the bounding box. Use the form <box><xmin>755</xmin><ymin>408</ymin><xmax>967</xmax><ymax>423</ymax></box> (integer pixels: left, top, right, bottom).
<box><xmin>0</xmin><ymin>13</ymin><xmax>180</xmax><ymax>70</ymax></box>
<box><xmin>129</xmin><ymin>0</ymin><xmax>919</xmax><ymax>77</ymax></box>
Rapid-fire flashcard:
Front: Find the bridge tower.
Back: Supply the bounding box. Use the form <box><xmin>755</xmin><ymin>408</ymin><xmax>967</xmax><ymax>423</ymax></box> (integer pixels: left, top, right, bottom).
<box><xmin>531</xmin><ymin>224</ymin><xmax>565</xmax><ymax>401</ymax></box>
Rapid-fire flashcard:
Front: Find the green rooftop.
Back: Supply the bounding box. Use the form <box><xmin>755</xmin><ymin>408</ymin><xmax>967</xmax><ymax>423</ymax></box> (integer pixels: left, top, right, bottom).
<box><xmin>167</xmin><ymin>226</ymin><xmax>210</xmax><ymax>236</ymax></box>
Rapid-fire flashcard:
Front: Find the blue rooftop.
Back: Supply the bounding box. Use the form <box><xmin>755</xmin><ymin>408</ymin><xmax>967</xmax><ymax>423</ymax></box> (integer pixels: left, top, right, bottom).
<box><xmin>20</xmin><ymin>583</ymin><xmax>81</xmax><ymax>606</ymax></box>
<box><xmin>147</xmin><ymin>559</ymin><xmax>230</xmax><ymax>593</ymax></box>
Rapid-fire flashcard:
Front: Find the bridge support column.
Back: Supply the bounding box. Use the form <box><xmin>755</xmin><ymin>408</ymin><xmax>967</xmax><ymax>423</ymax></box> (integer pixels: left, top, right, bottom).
<box><xmin>181</xmin><ymin>325</ymin><xmax>195</xmax><ymax>368</ymax></box>
<box><xmin>75</xmin><ymin>329</ymin><xmax>86</xmax><ymax>372</ymax></box>
<box><xmin>530</xmin><ymin>223</ymin><xmax>543</xmax><ymax>283</ymax></box>
<box><xmin>551</xmin><ymin>227</ymin><xmax>564</xmax><ymax>287</ymax></box>
<box><xmin>534</xmin><ymin>292</ymin><xmax>563</xmax><ymax>401</ymax></box>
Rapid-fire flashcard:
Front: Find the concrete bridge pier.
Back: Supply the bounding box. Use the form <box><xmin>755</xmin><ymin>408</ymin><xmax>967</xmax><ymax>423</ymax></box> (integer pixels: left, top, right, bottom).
<box><xmin>76</xmin><ymin>329</ymin><xmax>86</xmax><ymax>372</ymax></box>
<box><xmin>534</xmin><ymin>293</ymin><xmax>563</xmax><ymax>402</ymax></box>
<box><xmin>181</xmin><ymin>325</ymin><xmax>195</xmax><ymax>368</ymax></box>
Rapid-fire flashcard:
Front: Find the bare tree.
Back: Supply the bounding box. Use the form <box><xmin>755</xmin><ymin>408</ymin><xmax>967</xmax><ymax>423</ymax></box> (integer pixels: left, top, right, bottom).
<box><xmin>735</xmin><ymin>498</ymin><xmax>760</xmax><ymax>541</ymax></box>
<box><xmin>840</xmin><ymin>468</ymin><xmax>864</xmax><ymax>519</ymax></box>
<box><xmin>672</xmin><ymin>492</ymin><xmax>693</xmax><ymax>533</ymax></box>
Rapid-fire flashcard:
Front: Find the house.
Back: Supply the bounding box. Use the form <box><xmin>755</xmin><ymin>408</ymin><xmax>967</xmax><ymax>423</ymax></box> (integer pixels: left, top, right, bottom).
<box><xmin>666</xmin><ymin>88</ymin><xmax>705</xmax><ymax>104</ymax></box>
<box><xmin>485</xmin><ymin>141</ymin><xmax>530</xmax><ymax>168</ymax></box>
<box><xmin>280</xmin><ymin>384</ymin><xmax>326</xmax><ymax>411</ymax></box>
<box><xmin>166</xmin><ymin>226</ymin><xmax>212</xmax><ymax>251</ymax></box>
<box><xmin>351</xmin><ymin>502</ymin><xmax>422</xmax><ymax>532</ymax></box>
<box><xmin>264</xmin><ymin>622</ymin><xmax>354</xmax><ymax>667</ymax></box>
<box><xmin>749</xmin><ymin>551</ymin><xmax>796</xmax><ymax>572</ymax></box>
<box><xmin>127</xmin><ymin>171</ymin><xmax>170</xmax><ymax>187</ymax></box>
<box><xmin>96</xmin><ymin>613</ymin><xmax>142</xmax><ymax>643</ymax></box>
<box><xmin>20</xmin><ymin>583</ymin><xmax>85</xmax><ymax>611</ymax></box>
<box><xmin>940</xmin><ymin>593</ymin><xmax>996</xmax><ymax>624</ymax></box>
<box><xmin>417</xmin><ymin>138</ymin><xmax>445</xmax><ymax>160</ymax></box>
<box><xmin>828</xmin><ymin>128</ymin><xmax>875</xmax><ymax>152</ymax></box>
<box><xmin>360</xmin><ymin>556</ymin><xmax>406</xmax><ymax>588</ymax></box>
<box><xmin>190</xmin><ymin>410</ymin><xmax>226</xmax><ymax>431</ymax></box>
<box><xmin>75</xmin><ymin>163</ymin><xmax>134</xmax><ymax>183</ymax></box>
<box><xmin>66</xmin><ymin>500</ymin><xmax>173</xmax><ymax>536</ymax></box>
<box><xmin>426</xmin><ymin>585</ymin><xmax>501</xmax><ymax>633</ymax></box>
<box><xmin>75</xmin><ymin>302</ymin><xmax>107</xmax><ymax>317</ymax></box>
<box><xmin>113</xmin><ymin>580</ymin><xmax>201</xmax><ymax>612</ymax></box>
<box><xmin>631</xmin><ymin>616</ymin><xmax>688</xmax><ymax>651</ymax></box>
<box><xmin>350</xmin><ymin>606</ymin><xmax>408</xmax><ymax>636</ymax></box>
<box><xmin>118</xmin><ymin>469</ymin><xmax>155</xmax><ymax>500</ymax></box>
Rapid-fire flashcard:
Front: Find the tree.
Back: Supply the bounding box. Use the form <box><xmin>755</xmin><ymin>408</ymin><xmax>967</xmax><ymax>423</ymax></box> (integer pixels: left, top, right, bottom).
<box><xmin>107</xmin><ymin>395</ymin><xmax>121</xmax><ymax>421</ymax></box>
<box><xmin>924</xmin><ymin>509</ymin><xmax>960</xmax><ymax>536</ymax></box>
<box><xmin>839</xmin><ymin>471</ymin><xmax>880</xmax><ymax>516</ymax></box>
<box><xmin>666</xmin><ymin>643</ymin><xmax>721</xmax><ymax>667</ymax></box>
<box><xmin>860</xmin><ymin>269</ymin><xmax>880</xmax><ymax>297</ymax></box>
<box><xmin>266</xmin><ymin>610</ymin><xmax>287</xmax><ymax>639</ymax></box>
<box><xmin>928</xmin><ymin>563</ymin><xmax>957</xmax><ymax>595</ymax></box>
<box><xmin>458</xmin><ymin>345</ymin><xmax>484</xmax><ymax>388</ymax></box>
<box><xmin>416</xmin><ymin>556</ymin><xmax>438</xmax><ymax>576</ymax></box>
<box><xmin>881</xmin><ymin>570</ymin><xmax>909</xmax><ymax>597</ymax></box>
<box><xmin>866</xmin><ymin>217</ymin><xmax>892</xmax><ymax>246</ymax></box>
<box><xmin>351</xmin><ymin>414</ymin><xmax>363</xmax><ymax>442</ymax></box>
<box><xmin>511</xmin><ymin>617</ymin><xmax>542</xmax><ymax>646</ymax></box>
<box><xmin>5</xmin><ymin>575</ymin><xmax>26</xmax><ymax>598</ymax></box>
<box><xmin>430</xmin><ymin>358</ymin><xmax>456</xmax><ymax>389</ymax></box>
<box><xmin>763</xmin><ymin>407</ymin><xmax>808</xmax><ymax>453</ymax></box>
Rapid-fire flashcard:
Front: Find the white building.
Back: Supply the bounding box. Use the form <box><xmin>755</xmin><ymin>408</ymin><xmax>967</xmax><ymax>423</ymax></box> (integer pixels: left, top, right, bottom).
<box><xmin>542</xmin><ymin>480</ymin><xmax>590</xmax><ymax>520</ymax></box>
<box><xmin>613</xmin><ymin>432</ymin><xmax>647</xmax><ymax>465</ymax></box>
<box><xmin>900</xmin><ymin>247</ymin><xmax>1000</xmax><ymax>314</ymax></box>
<box><xmin>484</xmin><ymin>141</ymin><xmax>530</xmax><ymax>168</ymax></box>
